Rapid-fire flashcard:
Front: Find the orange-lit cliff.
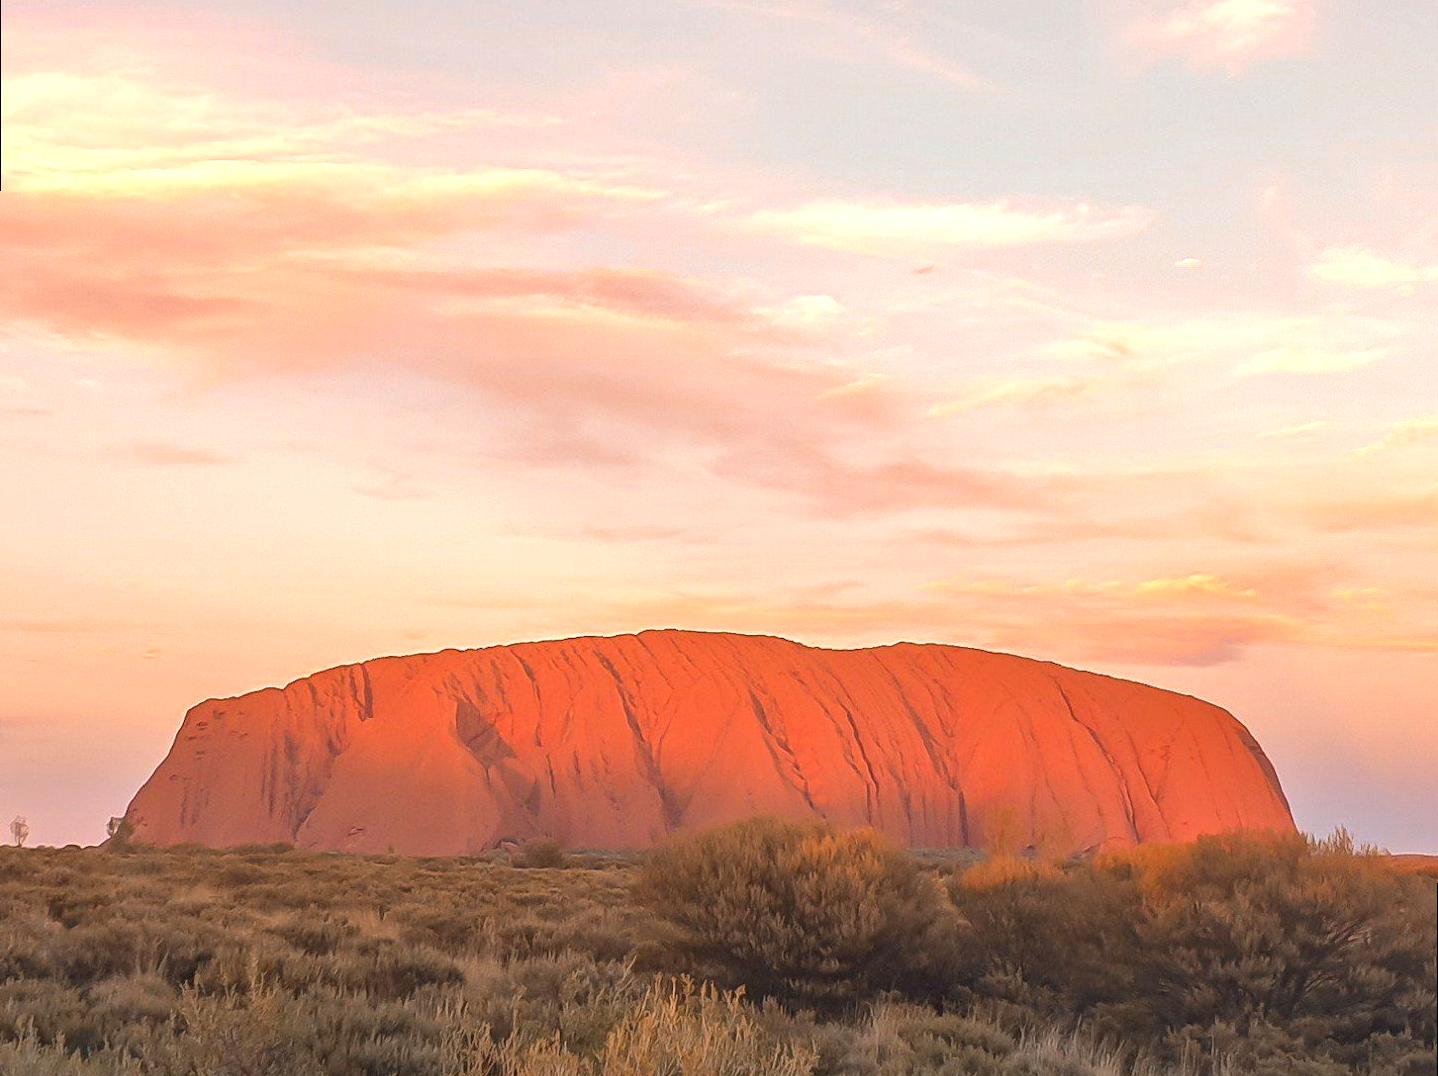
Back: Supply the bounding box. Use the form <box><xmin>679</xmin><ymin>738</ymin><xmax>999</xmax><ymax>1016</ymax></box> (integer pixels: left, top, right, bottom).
<box><xmin>125</xmin><ymin>630</ymin><xmax>1295</xmax><ymax>854</ymax></box>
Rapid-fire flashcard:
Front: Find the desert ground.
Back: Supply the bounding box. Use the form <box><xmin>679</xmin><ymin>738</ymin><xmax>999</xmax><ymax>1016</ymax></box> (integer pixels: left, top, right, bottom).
<box><xmin>0</xmin><ymin>823</ymin><xmax>1432</xmax><ymax>1075</ymax></box>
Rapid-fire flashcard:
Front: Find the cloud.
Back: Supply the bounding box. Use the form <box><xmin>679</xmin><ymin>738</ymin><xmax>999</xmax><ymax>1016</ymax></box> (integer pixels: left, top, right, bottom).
<box><xmin>0</xmin><ymin>38</ymin><xmax>940</xmax><ymax>509</ymax></box>
<box><xmin>1046</xmin><ymin>313</ymin><xmax>1399</xmax><ymax>384</ymax></box>
<box><xmin>0</xmin><ymin>13</ymin><xmax>1186</xmax><ymax>530</ymax></box>
<box><xmin>353</xmin><ymin>473</ymin><xmax>431</xmax><ymax>502</ymax></box>
<box><xmin>921</xmin><ymin>311</ymin><xmax>1398</xmax><ymax>426</ymax></box>
<box><xmin>1130</xmin><ymin>0</ymin><xmax>1315</xmax><ymax>75</ymax></box>
<box><xmin>707</xmin><ymin>0</ymin><xmax>987</xmax><ymax>90</ymax></box>
<box><xmin>0</xmin><ymin>162</ymin><xmax>676</xmax><ymax>365</ymax></box>
<box><xmin>928</xmin><ymin>375</ymin><xmax>1101</xmax><ymax>415</ymax></box>
<box><xmin>932</xmin><ymin>572</ymin><xmax>1266</xmax><ymax>605</ymax></box>
<box><xmin>914</xmin><ymin>511</ymin><xmax>1247</xmax><ymax>549</ymax></box>
<box><xmin>573</xmin><ymin>525</ymin><xmax>700</xmax><ymax>543</ymax></box>
<box><xmin>749</xmin><ymin>199</ymin><xmax>1154</xmax><ymax>255</ymax></box>
<box><xmin>1357</xmin><ymin>417</ymin><xmax>1438</xmax><ymax>456</ymax></box>
<box><xmin>1260</xmin><ymin>420</ymin><xmax>1328</xmax><ymax>440</ymax></box>
<box><xmin>0</xmin><ymin>618</ymin><xmax>125</xmax><ymax>634</ymax></box>
<box><xmin>1237</xmin><ymin>346</ymin><xmax>1387</xmax><ymax>377</ymax></box>
<box><xmin>921</xmin><ymin>561</ymin><xmax>1357</xmax><ymax>664</ymax></box>
<box><xmin>758</xmin><ymin>294</ymin><xmax>848</xmax><ymax>328</ymax></box>
<box><xmin>553</xmin><ymin>560</ymin><xmax>1350</xmax><ymax>666</ymax></box>
<box><xmin>713</xmin><ymin>442</ymin><xmax>1053</xmax><ymax>516</ymax></box>
<box><xmin>1309</xmin><ymin>247</ymin><xmax>1438</xmax><ymax>289</ymax></box>
<box><xmin>2</xmin><ymin>71</ymin><xmax>558</xmax><ymax>193</ymax></box>
<box><xmin>124</xmin><ymin>441</ymin><xmax>233</xmax><ymax>467</ymax></box>
<box><xmin>1302</xmin><ymin>492</ymin><xmax>1438</xmax><ymax>532</ymax></box>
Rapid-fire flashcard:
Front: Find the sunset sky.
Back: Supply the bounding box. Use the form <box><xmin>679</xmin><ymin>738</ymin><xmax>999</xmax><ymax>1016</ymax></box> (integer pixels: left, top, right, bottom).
<box><xmin>2</xmin><ymin>0</ymin><xmax>1434</xmax><ymax>850</ymax></box>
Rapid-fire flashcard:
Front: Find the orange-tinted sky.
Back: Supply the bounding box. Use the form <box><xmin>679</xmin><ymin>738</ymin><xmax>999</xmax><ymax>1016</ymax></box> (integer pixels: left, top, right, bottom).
<box><xmin>2</xmin><ymin>1</ymin><xmax>1434</xmax><ymax>850</ymax></box>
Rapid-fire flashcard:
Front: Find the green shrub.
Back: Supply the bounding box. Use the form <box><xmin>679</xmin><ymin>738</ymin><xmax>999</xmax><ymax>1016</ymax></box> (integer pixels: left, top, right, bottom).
<box><xmin>636</xmin><ymin>818</ymin><xmax>953</xmax><ymax>1006</ymax></box>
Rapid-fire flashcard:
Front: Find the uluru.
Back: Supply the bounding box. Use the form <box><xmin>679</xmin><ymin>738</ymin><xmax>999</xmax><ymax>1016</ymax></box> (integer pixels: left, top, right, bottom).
<box><xmin>124</xmin><ymin>630</ymin><xmax>1295</xmax><ymax>855</ymax></box>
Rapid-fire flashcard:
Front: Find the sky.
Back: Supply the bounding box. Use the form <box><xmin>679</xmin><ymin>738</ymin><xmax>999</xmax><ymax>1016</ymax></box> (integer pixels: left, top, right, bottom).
<box><xmin>1</xmin><ymin>0</ymin><xmax>1434</xmax><ymax>851</ymax></box>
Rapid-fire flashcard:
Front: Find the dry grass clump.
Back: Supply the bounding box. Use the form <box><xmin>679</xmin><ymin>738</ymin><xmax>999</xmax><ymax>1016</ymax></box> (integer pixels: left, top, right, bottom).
<box><xmin>446</xmin><ymin>978</ymin><xmax>816</xmax><ymax>1076</ymax></box>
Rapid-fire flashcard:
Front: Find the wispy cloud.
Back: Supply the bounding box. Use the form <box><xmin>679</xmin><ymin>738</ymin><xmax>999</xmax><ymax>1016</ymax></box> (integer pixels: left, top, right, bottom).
<box><xmin>1050</xmin><ymin>314</ymin><xmax>1399</xmax><ymax>379</ymax></box>
<box><xmin>927</xmin><ymin>311</ymin><xmax>1399</xmax><ymax>421</ymax></box>
<box><xmin>1309</xmin><ymin>247</ymin><xmax>1438</xmax><ymax>290</ymax></box>
<box><xmin>749</xmin><ymin>198</ymin><xmax>1154</xmax><ymax>255</ymax></box>
<box><xmin>707</xmin><ymin>0</ymin><xmax>987</xmax><ymax>90</ymax></box>
<box><xmin>1237</xmin><ymin>346</ymin><xmax>1387</xmax><ymax>377</ymax></box>
<box><xmin>1301</xmin><ymin>491</ymin><xmax>1438</xmax><ymax>532</ymax></box>
<box><xmin>1129</xmin><ymin>0</ymin><xmax>1315</xmax><ymax>75</ymax></box>
<box><xmin>124</xmin><ymin>441</ymin><xmax>233</xmax><ymax>467</ymax></box>
<box><xmin>1261</xmin><ymin>420</ymin><xmax>1329</xmax><ymax>440</ymax></box>
<box><xmin>556</xmin><ymin>557</ymin><xmax>1428</xmax><ymax>667</ymax></box>
<box><xmin>1357</xmin><ymin>417</ymin><xmax>1438</xmax><ymax>456</ymax></box>
<box><xmin>928</xmin><ymin>375</ymin><xmax>1101</xmax><ymax>416</ymax></box>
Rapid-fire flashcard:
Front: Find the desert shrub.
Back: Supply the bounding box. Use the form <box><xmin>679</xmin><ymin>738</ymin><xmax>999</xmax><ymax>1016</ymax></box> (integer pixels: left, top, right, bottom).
<box><xmin>772</xmin><ymin>1000</ymin><xmax>1197</xmax><ymax>1076</ymax></box>
<box><xmin>636</xmin><ymin>818</ymin><xmax>953</xmax><ymax>1007</ymax></box>
<box><xmin>324</xmin><ymin>940</ymin><xmax>465</xmax><ymax>999</ymax></box>
<box><xmin>948</xmin><ymin>858</ymin><xmax>1141</xmax><ymax>1010</ymax></box>
<box><xmin>159</xmin><ymin>985</ymin><xmax>329</xmax><ymax>1076</ymax></box>
<box><xmin>512</xmin><ymin>839</ymin><xmax>568</xmax><ymax>870</ymax></box>
<box><xmin>1119</xmin><ymin>832</ymin><xmax>1436</xmax><ymax>1058</ymax></box>
<box><xmin>0</xmin><ymin>978</ymin><xmax>102</xmax><ymax>1054</ymax></box>
<box><xmin>947</xmin><ymin>831</ymin><xmax>1437</xmax><ymax>1072</ymax></box>
<box><xmin>0</xmin><ymin>1023</ymin><xmax>142</xmax><ymax>1074</ymax></box>
<box><xmin>269</xmin><ymin>913</ymin><xmax>358</xmax><ymax>957</ymax></box>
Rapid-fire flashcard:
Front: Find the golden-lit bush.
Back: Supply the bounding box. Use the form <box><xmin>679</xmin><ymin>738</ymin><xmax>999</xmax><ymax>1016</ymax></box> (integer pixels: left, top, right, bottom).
<box><xmin>636</xmin><ymin>818</ymin><xmax>953</xmax><ymax>1006</ymax></box>
<box><xmin>948</xmin><ymin>830</ymin><xmax>1437</xmax><ymax>1072</ymax></box>
<box><xmin>952</xmin><ymin>854</ymin><xmax>1064</xmax><ymax>892</ymax></box>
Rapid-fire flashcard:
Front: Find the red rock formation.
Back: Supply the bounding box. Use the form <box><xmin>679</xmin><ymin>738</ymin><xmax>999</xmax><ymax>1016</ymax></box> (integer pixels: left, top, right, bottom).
<box><xmin>1388</xmin><ymin>854</ymin><xmax>1438</xmax><ymax>879</ymax></box>
<box><xmin>125</xmin><ymin>631</ymin><xmax>1295</xmax><ymax>854</ymax></box>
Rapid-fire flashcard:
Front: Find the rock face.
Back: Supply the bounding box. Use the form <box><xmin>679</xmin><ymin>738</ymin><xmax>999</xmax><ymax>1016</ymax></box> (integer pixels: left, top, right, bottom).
<box><xmin>125</xmin><ymin>631</ymin><xmax>1294</xmax><ymax>855</ymax></box>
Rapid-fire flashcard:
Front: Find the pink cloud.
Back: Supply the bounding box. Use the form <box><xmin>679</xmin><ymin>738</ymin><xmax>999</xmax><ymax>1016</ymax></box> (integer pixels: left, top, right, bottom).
<box><xmin>750</xmin><ymin>198</ymin><xmax>1154</xmax><ymax>256</ymax></box>
<box><xmin>1301</xmin><ymin>492</ymin><xmax>1438</xmax><ymax>532</ymax></box>
<box><xmin>124</xmin><ymin>441</ymin><xmax>233</xmax><ymax>467</ymax></box>
<box><xmin>1128</xmin><ymin>0</ymin><xmax>1315</xmax><ymax>75</ymax></box>
<box><xmin>1309</xmin><ymin>247</ymin><xmax>1438</xmax><ymax>289</ymax></box>
<box><xmin>341</xmin><ymin>266</ymin><xmax>762</xmax><ymax>330</ymax></box>
<box><xmin>708</xmin><ymin>0</ymin><xmax>988</xmax><ymax>91</ymax></box>
<box><xmin>531</xmin><ymin>563</ymin><xmax>1331</xmax><ymax>666</ymax></box>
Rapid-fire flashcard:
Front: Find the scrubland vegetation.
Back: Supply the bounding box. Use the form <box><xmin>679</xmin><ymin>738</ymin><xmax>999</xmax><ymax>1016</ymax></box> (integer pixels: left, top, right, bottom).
<box><xmin>0</xmin><ymin>823</ymin><xmax>1432</xmax><ymax>1075</ymax></box>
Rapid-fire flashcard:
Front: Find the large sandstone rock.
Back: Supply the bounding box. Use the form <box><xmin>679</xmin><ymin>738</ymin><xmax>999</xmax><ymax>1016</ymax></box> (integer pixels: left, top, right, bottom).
<box><xmin>125</xmin><ymin>630</ymin><xmax>1294</xmax><ymax>854</ymax></box>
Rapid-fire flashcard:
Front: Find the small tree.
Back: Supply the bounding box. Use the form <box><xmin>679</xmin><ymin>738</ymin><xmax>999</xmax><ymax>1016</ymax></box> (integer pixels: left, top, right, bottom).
<box><xmin>9</xmin><ymin>816</ymin><xmax>29</xmax><ymax>848</ymax></box>
<box><xmin>106</xmin><ymin>816</ymin><xmax>134</xmax><ymax>849</ymax></box>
